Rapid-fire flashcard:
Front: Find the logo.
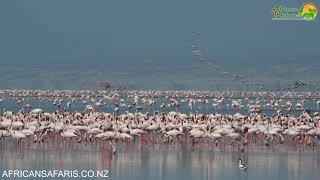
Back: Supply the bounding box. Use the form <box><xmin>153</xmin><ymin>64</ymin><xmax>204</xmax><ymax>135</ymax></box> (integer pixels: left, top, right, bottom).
<box><xmin>272</xmin><ymin>2</ymin><xmax>317</xmax><ymax>21</ymax></box>
<box><xmin>299</xmin><ymin>3</ymin><xmax>318</xmax><ymax>20</ymax></box>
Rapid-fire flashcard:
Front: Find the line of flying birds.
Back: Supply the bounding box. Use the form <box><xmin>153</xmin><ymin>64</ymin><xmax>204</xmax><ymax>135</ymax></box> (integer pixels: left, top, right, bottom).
<box><xmin>94</xmin><ymin>32</ymin><xmax>318</xmax><ymax>91</ymax></box>
<box><xmin>190</xmin><ymin>32</ymin><xmax>319</xmax><ymax>91</ymax></box>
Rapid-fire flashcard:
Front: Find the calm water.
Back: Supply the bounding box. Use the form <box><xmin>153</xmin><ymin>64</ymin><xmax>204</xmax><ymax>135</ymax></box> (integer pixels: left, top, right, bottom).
<box><xmin>0</xmin><ymin>143</ymin><xmax>319</xmax><ymax>180</ymax></box>
<box><xmin>0</xmin><ymin>97</ymin><xmax>318</xmax><ymax>116</ymax></box>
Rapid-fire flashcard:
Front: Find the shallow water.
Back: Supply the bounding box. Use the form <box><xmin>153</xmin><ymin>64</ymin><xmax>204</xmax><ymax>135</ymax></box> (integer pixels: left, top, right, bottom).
<box><xmin>0</xmin><ymin>97</ymin><xmax>317</xmax><ymax>116</ymax></box>
<box><xmin>1</xmin><ymin>97</ymin><xmax>320</xmax><ymax>179</ymax></box>
<box><xmin>0</xmin><ymin>143</ymin><xmax>319</xmax><ymax>180</ymax></box>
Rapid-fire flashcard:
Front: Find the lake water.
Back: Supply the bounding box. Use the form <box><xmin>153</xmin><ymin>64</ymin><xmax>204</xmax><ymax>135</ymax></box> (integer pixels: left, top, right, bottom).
<box><xmin>0</xmin><ymin>97</ymin><xmax>318</xmax><ymax>117</ymax></box>
<box><xmin>0</xmin><ymin>142</ymin><xmax>319</xmax><ymax>180</ymax></box>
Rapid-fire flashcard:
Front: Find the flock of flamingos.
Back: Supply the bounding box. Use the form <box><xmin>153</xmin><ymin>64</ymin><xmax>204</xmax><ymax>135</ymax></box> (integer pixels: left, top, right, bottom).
<box><xmin>1</xmin><ymin>89</ymin><xmax>320</xmax><ymax>154</ymax></box>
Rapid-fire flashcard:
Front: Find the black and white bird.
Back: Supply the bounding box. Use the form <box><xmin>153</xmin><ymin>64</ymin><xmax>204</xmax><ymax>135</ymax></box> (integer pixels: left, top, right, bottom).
<box><xmin>238</xmin><ymin>159</ymin><xmax>247</xmax><ymax>171</ymax></box>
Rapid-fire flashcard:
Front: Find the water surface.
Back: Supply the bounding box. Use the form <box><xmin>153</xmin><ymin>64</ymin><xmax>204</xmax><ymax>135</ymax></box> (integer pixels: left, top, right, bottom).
<box><xmin>0</xmin><ymin>143</ymin><xmax>319</xmax><ymax>180</ymax></box>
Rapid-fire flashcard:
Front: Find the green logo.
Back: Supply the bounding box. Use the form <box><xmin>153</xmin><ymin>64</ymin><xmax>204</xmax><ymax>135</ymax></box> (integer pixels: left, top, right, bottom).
<box><xmin>298</xmin><ymin>3</ymin><xmax>318</xmax><ymax>20</ymax></box>
<box><xmin>272</xmin><ymin>2</ymin><xmax>317</xmax><ymax>21</ymax></box>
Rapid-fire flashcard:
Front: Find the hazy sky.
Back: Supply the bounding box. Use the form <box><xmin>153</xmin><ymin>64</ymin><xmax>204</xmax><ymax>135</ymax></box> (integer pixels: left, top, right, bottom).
<box><xmin>0</xmin><ymin>1</ymin><xmax>319</xmax><ymax>89</ymax></box>
<box><xmin>1</xmin><ymin>0</ymin><xmax>319</xmax><ymax>62</ymax></box>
